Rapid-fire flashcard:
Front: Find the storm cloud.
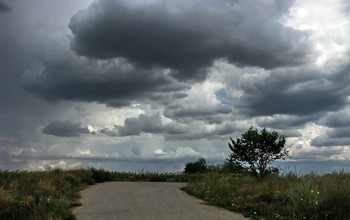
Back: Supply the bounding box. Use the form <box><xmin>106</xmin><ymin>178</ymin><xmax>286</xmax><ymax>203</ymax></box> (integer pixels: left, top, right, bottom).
<box><xmin>0</xmin><ymin>1</ymin><xmax>11</xmax><ymax>12</ymax></box>
<box><xmin>117</xmin><ymin>113</ymin><xmax>185</xmax><ymax>137</ymax></box>
<box><xmin>116</xmin><ymin>112</ymin><xmax>240</xmax><ymax>140</ymax></box>
<box><xmin>235</xmin><ymin>65</ymin><xmax>349</xmax><ymax>117</ymax></box>
<box><xmin>69</xmin><ymin>0</ymin><xmax>314</xmax><ymax>80</ymax></box>
<box><xmin>26</xmin><ymin>55</ymin><xmax>189</xmax><ymax>107</ymax></box>
<box><xmin>2</xmin><ymin>0</ymin><xmax>350</xmax><ymax>173</ymax></box>
<box><xmin>42</xmin><ymin>120</ymin><xmax>91</xmax><ymax>137</ymax></box>
<box><xmin>164</xmin><ymin>103</ymin><xmax>232</xmax><ymax>124</ymax></box>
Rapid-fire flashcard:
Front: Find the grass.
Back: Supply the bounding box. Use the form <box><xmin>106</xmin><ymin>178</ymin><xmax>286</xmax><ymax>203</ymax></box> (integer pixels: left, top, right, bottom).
<box><xmin>0</xmin><ymin>167</ymin><xmax>198</xmax><ymax>220</ymax></box>
<box><xmin>2</xmin><ymin>167</ymin><xmax>350</xmax><ymax>219</ymax></box>
<box><xmin>0</xmin><ymin>168</ymin><xmax>94</xmax><ymax>220</ymax></box>
<box><xmin>181</xmin><ymin>171</ymin><xmax>350</xmax><ymax>219</ymax></box>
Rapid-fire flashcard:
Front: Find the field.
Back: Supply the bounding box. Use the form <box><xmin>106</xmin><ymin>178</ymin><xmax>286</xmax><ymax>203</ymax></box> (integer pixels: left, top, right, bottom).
<box><xmin>182</xmin><ymin>171</ymin><xmax>350</xmax><ymax>219</ymax></box>
<box><xmin>1</xmin><ymin>168</ymin><xmax>350</xmax><ymax>219</ymax></box>
<box><xmin>0</xmin><ymin>168</ymin><xmax>197</xmax><ymax>220</ymax></box>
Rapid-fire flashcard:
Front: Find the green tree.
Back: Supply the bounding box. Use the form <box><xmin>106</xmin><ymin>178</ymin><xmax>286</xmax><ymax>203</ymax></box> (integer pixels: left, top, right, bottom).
<box><xmin>221</xmin><ymin>158</ymin><xmax>248</xmax><ymax>174</ymax></box>
<box><xmin>183</xmin><ymin>158</ymin><xmax>207</xmax><ymax>174</ymax></box>
<box><xmin>228</xmin><ymin>127</ymin><xmax>288</xmax><ymax>180</ymax></box>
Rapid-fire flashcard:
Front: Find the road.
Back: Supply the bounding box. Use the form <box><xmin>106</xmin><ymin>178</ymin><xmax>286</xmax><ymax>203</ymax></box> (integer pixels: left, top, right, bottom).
<box><xmin>73</xmin><ymin>182</ymin><xmax>249</xmax><ymax>220</ymax></box>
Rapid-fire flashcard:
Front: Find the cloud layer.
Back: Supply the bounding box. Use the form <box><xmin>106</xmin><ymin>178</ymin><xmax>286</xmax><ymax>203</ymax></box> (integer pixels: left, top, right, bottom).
<box><xmin>42</xmin><ymin>120</ymin><xmax>91</xmax><ymax>137</ymax></box>
<box><xmin>69</xmin><ymin>0</ymin><xmax>314</xmax><ymax>80</ymax></box>
<box><xmin>1</xmin><ymin>0</ymin><xmax>350</xmax><ymax>173</ymax></box>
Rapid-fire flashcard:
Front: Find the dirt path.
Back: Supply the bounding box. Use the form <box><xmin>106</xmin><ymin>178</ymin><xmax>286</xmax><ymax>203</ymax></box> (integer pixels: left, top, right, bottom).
<box><xmin>73</xmin><ymin>182</ymin><xmax>249</xmax><ymax>220</ymax></box>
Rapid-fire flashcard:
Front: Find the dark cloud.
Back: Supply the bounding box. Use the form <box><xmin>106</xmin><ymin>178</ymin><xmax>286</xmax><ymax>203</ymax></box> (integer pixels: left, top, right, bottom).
<box><xmin>311</xmin><ymin>136</ymin><xmax>350</xmax><ymax>147</ymax></box>
<box><xmin>164</xmin><ymin>122</ymin><xmax>239</xmax><ymax>140</ymax></box>
<box><xmin>42</xmin><ymin>120</ymin><xmax>91</xmax><ymax>137</ymax></box>
<box><xmin>117</xmin><ymin>113</ymin><xmax>184</xmax><ymax>136</ymax></box>
<box><xmin>256</xmin><ymin>114</ymin><xmax>322</xmax><ymax>129</ymax></box>
<box><xmin>320</xmin><ymin>110</ymin><xmax>350</xmax><ymax>128</ymax></box>
<box><xmin>25</xmin><ymin>56</ymin><xmax>189</xmax><ymax>107</ymax></box>
<box><xmin>116</xmin><ymin>112</ymin><xmax>240</xmax><ymax>140</ymax></box>
<box><xmin>0</xmin><ymin>1</ymin><xmax>11</xmax><ymax>12</ymax></box>
<box><xmin>100</xmin><ymin>127</ymin><xmax>118</xmax><ymax>137</ymax></box>
<box><xmin>326</xmin><ymin>127</ymin><xmax>350</xmax><ymax>138</ymax></box>
<box><xmin>164</xmin><ymin>103</ymin><xmax>232</xmax><ymax>124</ymax></box>
<box><xmin>69</xmin><ymin>0</ymin><xmax>313</xmax><ymax>80</ymax></box>
<box><xmin>311</xmin><ymin>126</ymin><xmax>350</xmax><ymax>147</ymax></box>
<box><xmin>235</xmin><ymin>66</ymin><xmax>349</xmax><ymax>117</ymax></box>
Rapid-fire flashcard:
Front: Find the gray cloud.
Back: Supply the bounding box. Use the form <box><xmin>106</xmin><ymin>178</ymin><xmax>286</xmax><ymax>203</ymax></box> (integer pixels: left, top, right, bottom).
<box><xmin>320</xmin><ymin>110</ymin><xmax>350</xmax><ymax>128</ymax></box>
<box><xmin>117</xmin><ymin>113</ymin><xmax>184</xmax><ymax>136</ymax></box>
<box><xmin>69</xmin><ymin>0</ymin><xmax>313</xmax><ymax>81</ymax></box>
<box><xmin>116</xmin><ymin>112</ymin><xmax>240</xmax><ymax>140</ymax></box>
<box><xmin>256</xmin><ymin>114</ymin><xmax>322</xmax><ymax>129</ymax></box>
<box><xmin>100</xmin><ymin>127</ymin><xmax>118</xmax><ymax>137</ymax></box>
<box><xmin>311</xmin><ymin>136</ymin><xmax>350</xmax><ymax>147</ymax></box>
<box><xmin>164</xmin><ymin>122</ymin><xmax>239</xmax><ymax>140</ymax></box>
<box><xmin>25</xmin><ymin>55</ymin><xmax>189</xmax><ymax>107</ymax></box>
<box><xmin>311</xmin><ymin>126</ymin><xmax>350</xmax><ymax>147</ymax></box>
<box><xmin>235</xmin><ymin>66</ymin><xmax>349</xmax><ymax>117</ymax></box>
<box><xmin>0</xmin><ymin>1</ymin><xmax>11</xmax><ymax>12</ymax></box>
<box><xmin>42</xmin><ymin>120</ymin><xmax>91</xmax><ymax>137</ymax></box>
<box><xmin>326</xmin><ymin>127</ymin><xmax>350</xmax><ymax>138</ymax></box>
<box><xmin>164</xmin><ymin>103</ymin><xmax>232</xmax><ymax>124</ymax></box>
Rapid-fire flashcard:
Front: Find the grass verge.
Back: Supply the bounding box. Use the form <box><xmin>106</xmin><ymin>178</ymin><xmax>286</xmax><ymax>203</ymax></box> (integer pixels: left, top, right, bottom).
<box><xmin>0</xmin><ymin>167</ymin><xmax>198</xmax><ymax>219</ymax></box>
<box><xmin>181</xmin><ymin>172</ymin><xmax>350</xmax><ymax>219</ymax></box>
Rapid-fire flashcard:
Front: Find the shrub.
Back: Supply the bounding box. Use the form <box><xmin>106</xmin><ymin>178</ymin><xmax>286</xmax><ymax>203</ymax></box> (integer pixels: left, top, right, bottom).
<box><xmin>184</xmin><ymin>158</ymin><xmax>207</xmax><ymax>174</ymax></box>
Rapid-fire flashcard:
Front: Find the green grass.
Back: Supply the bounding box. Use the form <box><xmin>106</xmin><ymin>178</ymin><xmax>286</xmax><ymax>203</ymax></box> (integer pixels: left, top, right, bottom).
<box><xmin>0</xmin><ymin>168</ymin><xmax>97</xmax><ymax>220</ymax></box>
<box><xmin>3</xmin><ymin>167</ymin><xmax>350</xmax><ymax>219</ymax></box>
<box><xmin>0</xmin><ymin>167</ymin><xmax>198</xmax><ymax>220</ymax></box>
<box><xmin>181</xmin><ymin>171</ymin><xmax>350</xmax><ymax>219</ymax></box>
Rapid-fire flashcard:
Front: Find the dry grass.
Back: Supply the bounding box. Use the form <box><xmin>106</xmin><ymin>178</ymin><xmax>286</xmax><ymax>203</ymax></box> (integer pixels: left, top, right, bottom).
<box><xmin>182</xmin><ymin>171</ymin><xmax>350</xmax><ymax>219</ymax></box>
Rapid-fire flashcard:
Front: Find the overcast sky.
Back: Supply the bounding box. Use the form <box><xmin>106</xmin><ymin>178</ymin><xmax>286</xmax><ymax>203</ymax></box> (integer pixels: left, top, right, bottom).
<box><xmin>1</xmin><ymin>0</ymin><xmax>350</xmax><ymax>173</ymax></box>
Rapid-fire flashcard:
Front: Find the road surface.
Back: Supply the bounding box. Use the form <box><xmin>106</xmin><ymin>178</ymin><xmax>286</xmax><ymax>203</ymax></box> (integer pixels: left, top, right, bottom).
<box><xmin>73</xmin><ymin>182</ymin><xmax>249</xmax><ymax>220</ymax></box>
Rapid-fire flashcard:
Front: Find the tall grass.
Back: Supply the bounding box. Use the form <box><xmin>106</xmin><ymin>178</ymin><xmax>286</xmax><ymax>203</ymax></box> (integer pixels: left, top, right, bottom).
<box><xmin>0</xmin><ymin>167</ymin><xmax>199</xmax><ymax>219</ymax></box>
<box><xmin>5</xmin><ymin>167</ymin><xmax>349</xmax><ymax>219</ymax></box>
<box><xmin>181</xmin><ymin>171</ymin><xmax>350</xmax><ymax>219</ymax></box>
<box><xmin>0</xmin><ymin>168</ymin><xmax>96</xmax><ymax>220</ymax></box>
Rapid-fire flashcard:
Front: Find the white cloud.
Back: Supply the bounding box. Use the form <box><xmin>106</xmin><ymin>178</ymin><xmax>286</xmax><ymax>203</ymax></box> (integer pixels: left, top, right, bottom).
<box><xmin>286</xmin><ymin>0</ymin><xmax>350</xmax><ymax>66</ymax></box>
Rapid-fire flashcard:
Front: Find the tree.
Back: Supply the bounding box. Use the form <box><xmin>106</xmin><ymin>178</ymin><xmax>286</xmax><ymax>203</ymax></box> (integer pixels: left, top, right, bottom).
<box><xmin>183</xmin><ymin>158</ymin><xmax>207</xmax><ymax>174</ymax></box>
<box><xmin>228</xmin><ymin>127</ymin><xmax>288</xmax><ymax>180</ymax></box>
<box><xmin>220</xmin><ymin>158</ymin><xmax>248</xmax><ymax>174</ymax></box>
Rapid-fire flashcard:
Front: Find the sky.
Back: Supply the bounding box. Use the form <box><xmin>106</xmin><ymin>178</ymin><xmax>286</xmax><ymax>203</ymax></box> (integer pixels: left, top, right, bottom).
<box><xmin>1</xmin><ymin>0</ymin><xmax>350</xmax><ymax>174</ymax></box>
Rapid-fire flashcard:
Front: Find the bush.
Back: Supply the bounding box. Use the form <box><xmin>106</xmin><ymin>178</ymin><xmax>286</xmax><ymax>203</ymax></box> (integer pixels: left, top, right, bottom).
<box><xmin>184</xmin><ymin>158</ymin><xmax>207</xmax><ymax>174</ymax></box>
<box><xmin>90</xmin><ymin>167</ymin><xmax>114</xmax><ymax>183</ymax></box>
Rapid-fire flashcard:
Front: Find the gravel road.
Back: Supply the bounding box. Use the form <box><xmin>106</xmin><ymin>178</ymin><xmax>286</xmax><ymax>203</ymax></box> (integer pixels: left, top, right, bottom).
<box><xmin>73</xmin><ymin>182</ymin><xmax>249</xmax><ymax>220</ymax></box>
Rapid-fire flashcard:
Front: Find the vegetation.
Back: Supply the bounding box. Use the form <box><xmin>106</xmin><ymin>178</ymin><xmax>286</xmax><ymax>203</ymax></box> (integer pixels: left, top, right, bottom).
<box><xmin>2</xmin><ymin>165</ymin><xmax>350</xmax><ymax>220</ymax></box>
<box><xmin>182</xmin><ymin>171</ymin><xmax>350</xmax><ymax>219</ymax></box>
<box><xmin>229</xmin><ymin>127</ymin><xmax>289</xmax><ymax>180</ymax></box>
<box><xmin>0</xmin><ymin>167</ymin><xmax>199</xmax><ymax>220</ymax></box>
<box><xmin>183</xmin><ymin>157</ymin><xmax>208</xmax><ymax>174</ymax></box>
<box><xmin>0</xmin><ymin>168</ymin><xmax>92</xmax><ymax>220</ymax></box>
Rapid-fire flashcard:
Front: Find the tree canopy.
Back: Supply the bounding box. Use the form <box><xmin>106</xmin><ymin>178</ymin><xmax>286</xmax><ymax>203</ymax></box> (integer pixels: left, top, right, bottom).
<box><xmin>228</xmin><ymin>127</ymin><xmax>289</xmax><ymax>180</ymax></box>
<box><xmin>183</xmin><ymin>158</ymin><xmax>207</xmax><ymax>174</ymax></box>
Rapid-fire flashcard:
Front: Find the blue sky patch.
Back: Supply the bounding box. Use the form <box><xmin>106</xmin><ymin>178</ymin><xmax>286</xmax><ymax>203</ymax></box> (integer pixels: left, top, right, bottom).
<box><xmin>215</xmin><ymin>88</ymin><xmax>233</xmax><ymax>107</ymax></box>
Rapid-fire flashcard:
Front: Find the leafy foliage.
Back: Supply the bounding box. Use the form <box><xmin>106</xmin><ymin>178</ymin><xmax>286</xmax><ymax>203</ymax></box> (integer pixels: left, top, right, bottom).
<box><xmin>183</xmin><ymin>158</ymin><xmax>208</xmax><ymax>174</ymax></box>
<box><xmin>229</xmin><ymin>127</ymin><xmax>288</xmax><ymax>180</ymax></box>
